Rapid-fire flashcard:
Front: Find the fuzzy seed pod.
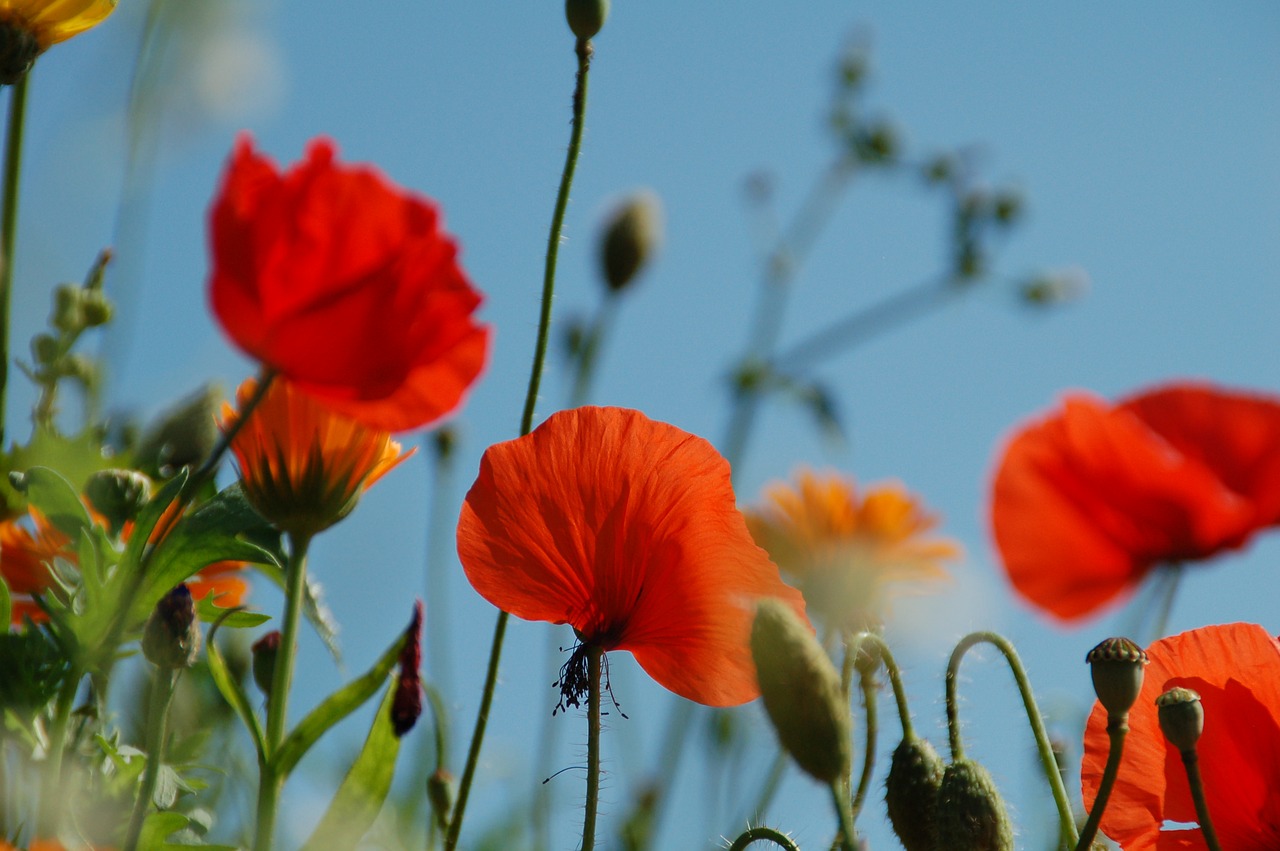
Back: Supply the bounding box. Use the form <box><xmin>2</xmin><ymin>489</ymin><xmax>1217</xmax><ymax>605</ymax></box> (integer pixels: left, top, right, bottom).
<box><xmin>885</xmin><ymin>737</ymin><xmax>945</xmax><ymax>851</ymax></box>
<box><xmin>935</xmin><ymin>759</ymin><xmax>1014</xmax><ymax>851</ymax></box>
<box><xmin>750</xmin><ymin>598</ymin><xmax>851</xmax><ymax>783</ymax></box>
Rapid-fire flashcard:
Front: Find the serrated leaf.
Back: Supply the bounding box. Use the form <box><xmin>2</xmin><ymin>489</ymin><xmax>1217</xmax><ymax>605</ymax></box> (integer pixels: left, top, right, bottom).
<box><xmin>0</xmin><ymin>427</ymin><xmax>119</xmax><ymax>517</ymax></box>
<box><xmin>299</xmin><ymin>682</ymin><xmax>402</xmax><ymax>851</ymax></box>
<box><xmin>22</xmin><ymin>467</ymin><xmax>91</xmax><ymax>539</ymax></box>
<box><xmin>197</xmin><ymin>595</ymin><xmax>269</xmax><ymax>628</ymax></box>
<box><xmin>274</xmin><ymin>631</ymin><xmax>403</xmax><ymax>777</ymax></box>
<box><xmin>138</xmin><ymin>811</ymin><xmax>189</xmax><ymax>849</ymax></box>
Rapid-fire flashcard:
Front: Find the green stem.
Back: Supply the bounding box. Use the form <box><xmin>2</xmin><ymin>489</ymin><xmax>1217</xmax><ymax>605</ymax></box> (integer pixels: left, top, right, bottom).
<box><xmin>850</xmin><ymin>670</ymin><xmax>877</xmax><ymax>823</ymax></box>
<box><xmin>1074</xmin><ymin>715</ymin><xmax>1126</xmax><ymax>851</ymax></box>
<box><xmin>252</xmin><ymin>531</ymin><xmax>312</xmax><ymax>851</ymax></box>
<box><xmin>1180</xmin><ymin>748</ymin><xmax>1222</xmax><ymax>851</ymax></box>
<box><xmin>570</xmin><ymin>295</ymin><xmax>618</xmax><ymax>406</ymax></box>
<box><xmin>945</xmin><ymin>631</ymin><xmax>1078</xmax><ymax>849</ymax></box>
<box><xmin>445</xmin><ymin>35</ymin><xmax>594</xmax><ymax>851</ymax></box>
<box><xmin>1147</xmin><ymin>562</ymin><xmax>1183</xmax><ymax>643</ymax></box>
<box><xmin>727</xmin><ymin>826</ymin><xmax>801</xmax><ymax>851</ymax></box>
<box><xmin>0</xmin><ymin>72</ymin><xmax>30</xmax><ymax>446</ymax></box>
<box><xmin>852</xmin><ymin>632</ymin><xmax>912</xmax><ymax>740</ymax></box>
<box><xmin>582</xmin><ymin>646</ymin><xmax>603</xmax><ymax>851</ymax></box>
<box><xmin>828</xmin><ymin>781</ymin><xmax>858</xmax><ymax>851</ymax></box>
<box><xmin>36</xmin><ymin>663</ymin><xmax>81</xmax><ymax>836</ymax></box>
<box><xmin>193</xmin><ymin>367</ymin><xmax>276</xmax><ymax>486</ymax></box>
<box><xmin>123</xmin><ymin>666</ymin><xmax>180</xmax><ymax>851</ymax></box>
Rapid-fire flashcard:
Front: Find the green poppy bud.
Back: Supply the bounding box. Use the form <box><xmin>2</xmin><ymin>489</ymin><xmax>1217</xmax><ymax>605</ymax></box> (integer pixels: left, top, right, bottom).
<box><xmin>936</xmin><ymin>758</ymin><xmax>1014</xmax><ymax>851</ymax></box>
<box><xmin>1086</xmin><ymin>636</ymin><xmax>1148</xmax><ymax>718</ymax></box>
<box><xmin>252</xmin><ymin>631</ymin><xmax>281</xmax><ymax>697</ymax></box>
<box><xmin>80</xmin><ymin>289</ymin><xmax>114</xmax><ymax>327</ymax></box>
<box><xmin>1156</xmin><ymin>687</ymin><xmax>1203</xmax><ymax>753</ymax></box>
<box><xmin>599</xmin><ymin>190</ymin><xmax>663</xmax><ymax>293</ymax></box>
<box><xmin>885</xmin><ymin>737</ymin><xmax>945</xmax><ymax>851</ymax></box>
<box><xmin>565</xmin><ymin>0</ymin><xmax>609</xmax><ymax>41</ymax></box>
<box><xmin>750</xmin><ymin>598</ymin><xmax>851</xmax><ymax>783</ymax></box>
<box><xmin>142</xmin><ymin>585</ymin><xmax>202</xmax><ymax>669</ymax></box>
<box><xmin>52</xmin><ymin>284</ymin><xmax>84</xmax><ymax>333</ymax></box>
<box><xmin>84</xmin><ymin>469</ymin><xmax>151</xmax><ymax>536</ymax></box>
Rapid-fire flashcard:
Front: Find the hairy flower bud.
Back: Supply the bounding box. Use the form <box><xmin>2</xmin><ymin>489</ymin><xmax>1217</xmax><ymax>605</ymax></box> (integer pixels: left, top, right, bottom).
<box><xmin>885</xmin><ymin>737</ymin><xmax>945</xmax><ymax>851</ymax></box>
<box><xmin>1156</xmin><ymin>687</ymin><xmax>1203</xmax><ymax>753</ymax></box>
<box><xmin>1086</xmin><ymin>636</ymin><xmax>1148</xmax><ymax>718</ymax></box>
<box><xmin>143</xmin><ymin>585</ymin><xmax>202</xmax><ymax>669</ymax></box>
<box><xmin>85</xmin><ymin>469</ymin><xmax>151</xmax><ymax>536</ymax></box>
<box><xmin>750</xmin><ymin>598</ymin><xmax>850</xmax><ymax>783</ymax></box>
<box><xmin>565</xmin><ymin>0</ymin><xmax>609</xmax><ymax>40</ymax></box>
<box><xmin>599</xmin><ymin>190</ymin><xmax>662</xmax><ymax>293</ymax></box>
<box><xmin>391</xmin><ymin>600</ymin><xmax>424</xmax><ymax>737</ymax></box>
<box><xmin>137</xmin><ymin>385</ymin><xmax>222</xmax><ymax>475</ymax></box>
<box><xmin>252</xmin><ymin>631</ymin><xmax>281</xmax><ymax>697</ymax></box>
<box><xmin>936</xmin><ymin>759</ymin><xmax>1014</xmax><ymax>851</ymax></box>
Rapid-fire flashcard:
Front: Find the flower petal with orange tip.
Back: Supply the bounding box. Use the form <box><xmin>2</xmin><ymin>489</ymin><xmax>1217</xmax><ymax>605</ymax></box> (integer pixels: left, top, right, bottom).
<box><xmin>1081</xmin><ymin>623</ymin><xmax>1280</xmax><ymax>850</ymax></box>
<box><xmin>1</xmin><ymin>0</ymin><xmax>117</xmax><ymax>50</ymax></box>
<box><xmin>208</xmin><ymin>135</ymin><xmax>489</xmax><ymax>432</ymax></box>
<box><xmin>457</xmin><ymin>406</ymin><xmax>807</xmax><ymax>707</ymax></box>
<box><xmin>990</xmin><ymin>382</ymin><xmax>1280</xmax><ymax>622</ymax></box>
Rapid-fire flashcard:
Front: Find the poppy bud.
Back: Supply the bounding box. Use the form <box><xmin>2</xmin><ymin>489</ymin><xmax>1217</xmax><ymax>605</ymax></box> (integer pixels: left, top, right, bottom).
<box><xmin>390</xmin><ymin>600</ymin><xmax>424</xmax><ymax>737</ymax></box>
<box><xmin>80</xmin><ymin>289</ymin><xmax>114</xmax><ymax>327</ymax></box>
<box><xmin>137</xmin><ymin>385</ymin><xmax>222</xmax><ymax>475</ymax></box>
<box><xmin>1086</xmin><ymin>636</ymin><xmax>1148</xmax><ymax>718</ymax></box>
<box><xmin>599</xmin><ymin>190</ymin><xmax>663</xmax><ymax>293</ymax></box>
<box><xmin>427</xmin><ymin>768</ymin><xmax>455</xmax><ymax>831</ymax></box>
<box><xmin>142</xmin><ymin>584</ymin><xmax>202</xmax><ymax>669</ymax></box>
<box><xmin>0</xmin><ymin>21</ymin><xmax>37</xmax><ymax>85</ymax></box>
<box><xmin>52</xmin><ymin>284</ymin><xmax>84</xmax><ymax>333</ymax></box>
<box><xmin>935</xmin><ymin>759</ymin><xmax>1014</xmax><ymax>851</ymax></box>
<box><xmin>885</xmin><ymin>737</ymin><xmax>944</xmax><ymax>851</ymax></box>
<box><xmin>252</xmin><ymin>631</ymin><xmax>281</xmax><ymax>697</ymax></box>
<box><xmin>750</xmin><ymin>598</ymin><xmax>851</xmax><ymax>783</ymax></box>
<box><xmin>85</xmin><ymin>469</ymin><xmax>151</xmax><ymax>536</ymax></box>
<box><xmin>565</xmin><ymin>0</ymin><xmax>609</xmax><ymax>40</ymax></box>
<box><xmin>31</xmin><ymin>333</ymin><xmax>59</xmax><ymax>366</ymax></box>
<box><xmin>1156</xmin><ymin>687</ymin><xmax>1203</xmax><ymax>753</ymax></box>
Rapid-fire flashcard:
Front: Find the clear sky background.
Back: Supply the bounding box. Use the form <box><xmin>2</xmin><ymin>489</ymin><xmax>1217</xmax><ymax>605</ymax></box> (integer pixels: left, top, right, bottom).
<box><xmin>12</xmin><ymin>2</ymin><xmax>1280</xmax><ymax>848</ymax></box>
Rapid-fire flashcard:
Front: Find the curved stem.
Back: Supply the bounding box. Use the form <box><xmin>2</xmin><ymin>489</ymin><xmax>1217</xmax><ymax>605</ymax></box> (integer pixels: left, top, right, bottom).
<box><xmin>36</xmin><ymin>663</ymin><xmax>82</xmax><ymax>836</ymax></box>
<box><xmin>581</xmin><ymin>646</ymin><xmax>603</xmax><ymax>851</ymax></box>
<box><xmin>828</xmin><ymin>781</ymin><xmax>858</xmax><ymax>851</ymax></box>
<box><xmin>727</xmin><ymin>826</ymin><xmax>801</xmax><ymax>851</ymax></box>
<box><xmin>849</xmin><ymin>670</ymin><xmax>877</xmax><ymax>823</ymax></box>
<box><xmin>945</xmin><ymin>631</ymin><xmax>1078</xmax><ymax>849</ymax></box>
<box><xmin>851</xmin><ymin>632</ymin><xmax>912</xmax><ymax>740</ymax></box>
<box><xmin>1074</xmin><ymin>715</ymin><xmax>1127</xmax><ymax>851</ymax></box>
<box><xmin>0</xmin><ymin>72</ymin><xmax>29</xmax><ymax>446</ymax></box>
<box><xmin>252</xmin><ymin>531</ymin><xmax>312</xmax><ymax>851</ymax></box>
<box><xmin>1180</xmin><ymin>748</ymin><xmax>1222</xmax><ymax>851</ymax></box>
<box><xmin>447</xmin><ymin>37</ymin><xmax>594</xmax><ymax>851</ymax></box>
<box><xmin>123</xmin><ymin>666</ymin><xmax>180</xmax><ymax>851</ymax></box>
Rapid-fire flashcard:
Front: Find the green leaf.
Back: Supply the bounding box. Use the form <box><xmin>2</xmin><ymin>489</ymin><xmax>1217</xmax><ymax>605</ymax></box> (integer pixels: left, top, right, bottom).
<box><xmin>205</xmin><ymin>615</ymin><xmax>266</xmax><ymax>759</ymax></box>
<box><xmin>259</xmin><ymin>563</ymin><xmax>342</xmax><ymax>665</ymax></box>
<box><xmin>22</xmin><ymin>466</ymin><xmax>91</xmax><ymax>539</ymax></box>
<box><xmin>274</xmin><ymin>630</ymin><xmax>404</xmax><ymax>777</ymax></box>
<box><xmin>121</xmin><ymin>470</ymin><xmax>187</xmax><ymax>571</ymax></box>
<box><xmin>0</xmin><ymin>576</ymin><xmax>10</xmax><ymax>631</ymax></box>
<box><xmin>196</xmin><ymin>595</ymin><xmax>270</xmax><ymax>628</ymax></box>
<box><xmin>139</xmin><ymin>811</ymin><xmax>241</xmax><ymax>850</ymax></box>
<box><xmin>299</xmin><ymin>682</ymin><xmax>403</xmax><ymax>851</ymax></box>
<box><xmin>0</xmin><ymin>427</ymin><xmax>120</xmax><ymax>518</ymax></box>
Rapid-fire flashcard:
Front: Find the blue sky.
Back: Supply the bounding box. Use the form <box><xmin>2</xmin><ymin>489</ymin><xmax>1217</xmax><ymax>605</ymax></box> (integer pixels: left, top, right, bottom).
<box><xmin>13</xmin><ymin>2</ymin><xmax>1280</xmax><ymax>848</ymax></box>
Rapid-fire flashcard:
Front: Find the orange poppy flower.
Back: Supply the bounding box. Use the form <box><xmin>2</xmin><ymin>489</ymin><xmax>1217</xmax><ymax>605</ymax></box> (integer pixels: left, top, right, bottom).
<box><xmin>208</xmin><ymin>135</ymin><xmax>490</xmax><ymax>432</ymax></box>
<box><xmin>1081</xmin><ymin>622</ymin><xmax>1280</xmax><ymax>850</ymax></box>
<box><xmin>743</xmin><ymin>469</ymin><xmax>959</xmax><ymax>631</ymax></box>
<box><xmin>222</xmin><ymin>377</ymin><xmax>413</xmax><ymax>536</ymax></box>
<box><xmin>991</xmin><ymin>382</ymin><xmax>1280</xmax><ymax>621</ymax></box>
<box><xmin>457</xmin><ymin>406</ymin><xmax>808</xmax><ymax>707</ymax></box>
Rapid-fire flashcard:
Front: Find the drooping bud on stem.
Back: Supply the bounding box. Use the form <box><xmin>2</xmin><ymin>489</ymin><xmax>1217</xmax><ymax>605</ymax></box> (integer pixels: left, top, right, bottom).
<box><xmin>936</xmin><ymin>758</ymin><xmax>1015</xmax><ymax>851</ymax></box>
<box><xmin>142</xmin><ymin>584</ymin><xmax>202</xmax><ymax>669</ymax></box>
<box><xmin>599</xmin><ymin>190</ymin><xmax>663</xmax><ymax>293</ymax></box>
<box><xmin>885</xmin><ymin>737</ymin><xmax>945</xmax><ymax>851</ymax></box>
<box><xmin>750</xmin><ymin>598</ymin><xmax>851</xmax><ymax>783</ymax></box>
<box><xmin>391</xmin><ymin>600</ymin><xmax>424</xmax><ymax>737</ymax></box>
<box><xmin>1086</xmin><ymin>636</ymin><xmax>1148</xmax><ymax>718</ymax></box>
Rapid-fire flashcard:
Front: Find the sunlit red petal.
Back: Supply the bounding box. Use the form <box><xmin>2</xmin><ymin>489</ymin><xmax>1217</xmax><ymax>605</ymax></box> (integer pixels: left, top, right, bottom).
<box><xmin>458</xmin><ymin>406</ymin><xmax>807</xmax><ymax>706</ymax></box>
<box><xmin>1082</xmin><ymin>623</ymin><xmax>1280</xmax><ymax>850</ymax></box>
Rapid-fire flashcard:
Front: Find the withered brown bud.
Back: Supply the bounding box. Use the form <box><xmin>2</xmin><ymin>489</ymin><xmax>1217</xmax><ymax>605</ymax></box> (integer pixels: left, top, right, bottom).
<box><xmin>142</xmin><ymin>584</ymin><xmax>201</xmax><ymax>669</ymax></box>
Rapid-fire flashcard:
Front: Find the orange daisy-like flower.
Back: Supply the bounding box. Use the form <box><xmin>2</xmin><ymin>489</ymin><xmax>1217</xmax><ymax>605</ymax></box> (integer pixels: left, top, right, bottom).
<box><xmin>457</xmin><ymin>406</ymin><xmax>808</xmax><ymax>707</ymax></box>
<box><xmin>991</xmin><ymin>382</ymin><xmax>1280</xmax><ymax>622</ymax></box>
<box><xmin>208</xmin><ymin>135</ymin><xmax>489</xmax><ymax>432</ymax></box>
<box><xmin>1082</xmin><ymin>623</ymin><xmax>1280</xmax><ymax>850</ymax></box>
<box><xmin>222</xmin><ymin>377</ymin><xmax>413</xmax><ymax>537</ymax></box>
<box><xmin>743</xmin><ymin>469</ymin><xmax>959</xmax><ymax>631</ymax></box>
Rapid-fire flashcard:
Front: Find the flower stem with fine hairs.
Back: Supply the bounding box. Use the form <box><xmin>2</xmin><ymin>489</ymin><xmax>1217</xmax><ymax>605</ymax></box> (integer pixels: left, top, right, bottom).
<box><xmin>850</xmin><ymin>669</ymin><xmax>877</xmax><ymax>823</ymax></box>
<box><xmin>253</xmin><ymin>531</ymin><xmax>313</xmax><ymax>851</ymax></box>
<box><xmin>446</xmin><ymin>35</ymin><xmax>595</xmax><ymax>851</ymax></box>
<box><xmin>1180</xmin><ymin>747</ymin><xmax>1223</xmax><ymax>851</ymax></box>
<box><xmin>945</xmin><ymin>631</ymin><xmax>1078</xmax><ymax>849</ymax></box>
<box><xmin>1074</xmin><ymin>715</ymin><xmax>1127</xmax><ymax>851</ymax></box>
<box><xmin>0</xmin><ymin>72</ymin><xmax>30</xmax><ymax>446</ymax></box>
<box><xmin>123</xmin><ymin>667</ymin><xmax>180</xmax><ymax>851</ymax></box>
<box><xmin>582</xmin><ymin>645</ymin><xmax>603</xmax><ymax>851</ymax></box>
<box><xmin>727</xmin><ymin>827</ymin><xmax>801</xmax><ymax>851</ymax></box>
<box><xmin>828</xmin><ymin>780</ymin><xmax>858</xmax><ymax>851</ymax></box>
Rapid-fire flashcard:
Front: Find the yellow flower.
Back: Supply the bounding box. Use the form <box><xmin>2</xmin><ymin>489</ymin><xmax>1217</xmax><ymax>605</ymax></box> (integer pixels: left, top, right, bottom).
<box><xmin>1</xmin><ymin>0</ymin><xmax>115</xmax><ymax>49</ymax></box>
<box><xmin>744</xmin><ymin>468</ymin><xmax>960</xmax><ymax>631</ymax></box>
<box><xmin>221</xmin><ymin>378</ymin><xmax>413</xmax><ymax>538</ymax></box>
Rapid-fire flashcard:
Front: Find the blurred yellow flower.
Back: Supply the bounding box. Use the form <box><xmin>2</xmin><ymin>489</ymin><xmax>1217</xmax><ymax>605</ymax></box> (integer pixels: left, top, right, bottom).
<box><xmin>744</xmin><ymin>468</ymin><xmax>960</xmax><ymax>631</ymax></box>
<box><xmin>1</xmin><ymin>0</ymin><xmax>116</xmax><ymax>50</ymax></box>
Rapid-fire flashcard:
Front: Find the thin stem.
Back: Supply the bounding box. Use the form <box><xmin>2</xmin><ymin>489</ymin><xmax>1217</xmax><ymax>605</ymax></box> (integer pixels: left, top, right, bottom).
<box><xmin>581</xmin><ymin>646</ymin><xmax>603</xmax><ymax>851</ymax></box>
<box><xmin>1180</xmin><ymin>749</ymin><xmax>1222</xmax><ymax>851</ymax></box>
<box><xmin>36</xmin><ymin>664</ymin><xmax>82</xmax><ymax>836</ymax></box>
<box><xmin>851</xmin><ymin>632</ymin><xmax>913</xmax><ymax>740</ymax></box>
<box><xmin>727</xmin><ymin>826</ymin><xmax>801</xmax><ymax>851</ymax></box>
<box><xmin>569</xmin><ymin>294</ymin><xmax>618</xmax><ymax>405</ymax></box>
<box><xmin>1074</xmin><ymin>715</ymin><xmax>1127</xmax><ymax>851</ymax></box>
<box><xmin>252</xmin><ymin>531</ymin><xmax>312</xmax><ymax>851</ymax></box>
<box><xmin>446</xmin><ymin>36</ymin><xmax>595</xmax><ymax>851</ymax></box>
<box><xmin>123</xmin><ymin>666</ymin><xmax>180</xmax><ymax>851</ymax></box>
<box><xmin>0</xmin><ymin>72</ymin><xmax>30</xmax><ymax>446</ymax></box>
<box><xmin>849</xmin><ymin>670</ymin><xmax>877</xmax><ymax>823</ymax></box>
<box><xmin>194</xmin><ymin>368</ymin><xmax>276</xmax><ymax>486</ymax></box>
<box><xmin>828</xmin><ymin>781</ymin><xmax>858</xmax><ymax>851</ymax></box>
<box><xmin>945</xmin><ymin>631</ymin><xmax>1078</xmax><ymax>849</ymax></box>
<box><xmin>1147</xmin><ymin>562</ymin><xmax>1183</xmax><ymax>643</ymax></box>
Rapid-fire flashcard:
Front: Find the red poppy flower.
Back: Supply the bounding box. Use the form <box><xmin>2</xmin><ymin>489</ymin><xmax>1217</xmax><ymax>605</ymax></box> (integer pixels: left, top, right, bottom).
<box><xmin>1081</xmin><ymin>622</ymin><xmax>1280</xmax><ymax>850</ymax></box>
<box><xmin>990</xmin><ymin>382</ymin><xmax>1280</xmax><ymax>621</ymax></box>
<box><xmin>208</xmin><ymin>135</ymin><xmax>489</xmax><ymax>432</ymax></box>
<box><xmin>456</xmin><ymin>406</ymin><xmax>808</xmax><ymax>707</ymax></box>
